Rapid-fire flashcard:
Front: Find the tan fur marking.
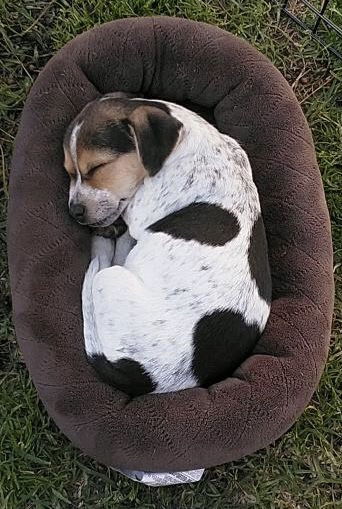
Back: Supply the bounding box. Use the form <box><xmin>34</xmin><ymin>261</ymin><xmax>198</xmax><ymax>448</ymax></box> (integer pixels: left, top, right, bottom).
<box><xmin>90</xmin><ymin>153</ymin><xmax>147</xmax><ymax>196</ymax></box>
<box><xmin>78</xmin><ymin>148</ymin><xmax>115</xmax><ymax>176</ymax></box>
<box><xmin>77</xmin><ymin>147</ymin><xmax>147</xmax><ymax>198</ymax></box>
<box><xmin>64</xmin><ymin>149</ymin><xmax>75</xmax><ymax>176</ymax></box>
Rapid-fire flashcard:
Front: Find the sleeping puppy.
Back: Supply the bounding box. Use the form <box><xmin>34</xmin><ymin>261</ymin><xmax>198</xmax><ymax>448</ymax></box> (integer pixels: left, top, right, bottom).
<box><xmin>63</xmin><ymin>93</ymin><xmax>272</xmax><ymax>396</ymax></box>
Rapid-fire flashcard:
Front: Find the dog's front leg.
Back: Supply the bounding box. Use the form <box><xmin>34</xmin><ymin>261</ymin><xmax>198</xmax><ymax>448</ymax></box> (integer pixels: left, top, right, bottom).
<box><xmin>91</xmin><ymin>216</ymin><xmax>135</xmax><ymax>266</ymax></box>
<box><xmin>113</xmin><ymin>231</ymin><xmax>137</xmax><ymax>266</ymax></box>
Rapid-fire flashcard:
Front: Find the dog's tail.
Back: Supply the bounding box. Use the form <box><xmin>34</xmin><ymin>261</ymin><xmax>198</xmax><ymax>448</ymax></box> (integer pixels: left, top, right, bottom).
<box><xmin>82</xmin><ymin>237</ymin><xmax>114</xmax><ymax>357</ymax></box>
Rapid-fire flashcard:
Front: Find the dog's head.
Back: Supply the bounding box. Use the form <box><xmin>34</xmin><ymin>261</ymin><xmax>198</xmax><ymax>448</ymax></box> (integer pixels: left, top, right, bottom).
<box><xmin>63</xmin><ymin>93</ymin><xmax>182</xmax><ymax>227</ymax></box>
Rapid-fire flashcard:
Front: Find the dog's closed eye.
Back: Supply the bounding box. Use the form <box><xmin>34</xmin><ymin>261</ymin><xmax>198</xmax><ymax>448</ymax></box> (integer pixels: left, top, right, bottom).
<box><xmin>84</xmin><ymin>163</ymin><xmax>104</xmax><ymax>179</ymax></box>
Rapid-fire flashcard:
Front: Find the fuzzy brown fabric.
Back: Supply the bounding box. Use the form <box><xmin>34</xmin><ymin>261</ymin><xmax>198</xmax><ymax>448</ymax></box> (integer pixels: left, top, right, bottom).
<box><xmin>8</xmin><ymin>17</ymin><xmax>334</xmax><ymax>472</ymax></box>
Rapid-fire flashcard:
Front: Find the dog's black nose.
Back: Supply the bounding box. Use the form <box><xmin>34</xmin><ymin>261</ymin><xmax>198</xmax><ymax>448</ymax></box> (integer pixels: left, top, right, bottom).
<box><xmin>69</xmin><ymin>203</ymin><xmax>86</xmax><ymax>221</ymax></box>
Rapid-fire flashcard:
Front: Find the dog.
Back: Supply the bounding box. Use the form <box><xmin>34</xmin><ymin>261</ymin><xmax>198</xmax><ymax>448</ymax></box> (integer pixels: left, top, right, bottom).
<box><xmin>63</xmin><ymin>93</ymin><xmax>272</xmax><ymax>396</ymax></box>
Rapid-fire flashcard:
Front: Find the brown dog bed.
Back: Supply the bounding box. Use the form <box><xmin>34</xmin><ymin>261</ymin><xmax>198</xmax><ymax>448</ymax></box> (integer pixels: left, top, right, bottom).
<box><xmin>8</xmin><ymin>17</ymin><xmax>334</xmax><ymax>472</ymax></box>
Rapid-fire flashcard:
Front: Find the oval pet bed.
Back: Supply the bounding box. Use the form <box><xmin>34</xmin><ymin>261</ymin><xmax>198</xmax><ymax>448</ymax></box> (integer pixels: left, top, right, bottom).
<box><xmin>8</xmin><ymin>17</ymin><xmax>334</xmax><ymax>472</ymax></box>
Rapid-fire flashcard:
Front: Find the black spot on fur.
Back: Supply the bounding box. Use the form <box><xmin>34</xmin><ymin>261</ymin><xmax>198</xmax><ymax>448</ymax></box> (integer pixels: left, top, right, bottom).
<box><xmin>171</xmin><ymin>288</ymin><xmax>187</xmax><ymax>296</ymax></box>
<box><xmin>184</xmin><ymin>173</ymin><xmax>195</xmax><ymax>188</ymax></box>
<box><xmin>192</xmin><ymin>310</ymin><xmax>259</xmax><ymax>387</ymax></box>
<box><xmin>88</xmin><ymin>354</ymin><xmax>156</xmax><ymax>397</ymax></box>
<box><xmin>248</xmin><ymin>215</ymin><xmax>272</xmax><ymax>303</ymax></box>
<box><xmin>90</xmin><ymin>121</ymin><xmax>135</xmax><ymax>154</ymax></box>
<box><xmin>149</xmin><ymin>202</ymin><xmax>240</xmax><ymax>246</ymax></box>
<box><xmin>92</xmin><ymin>216</ymin><xmax>127</xmax><ymax>239</ymax></box>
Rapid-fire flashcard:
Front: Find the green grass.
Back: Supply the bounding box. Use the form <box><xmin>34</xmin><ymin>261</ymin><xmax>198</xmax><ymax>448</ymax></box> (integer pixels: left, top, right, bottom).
<box><xmin>1</xmin><ymin>1</ymin><xmax>341</xmax><ymax>507</ymax></box>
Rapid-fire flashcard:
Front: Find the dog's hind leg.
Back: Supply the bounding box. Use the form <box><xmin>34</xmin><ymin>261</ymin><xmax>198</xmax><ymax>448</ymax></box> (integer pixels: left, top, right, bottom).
<box><xmin>89</xmin><ymin>265</ymin><xmax>158</xmax><ymax>395</ymax></box>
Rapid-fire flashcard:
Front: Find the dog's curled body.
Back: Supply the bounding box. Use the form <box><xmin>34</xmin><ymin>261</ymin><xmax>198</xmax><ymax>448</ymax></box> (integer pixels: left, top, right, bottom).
<box><xmin>82</xmin><ymin>101</ymin><xmax>271</xmax><ymax>395</ymax></box>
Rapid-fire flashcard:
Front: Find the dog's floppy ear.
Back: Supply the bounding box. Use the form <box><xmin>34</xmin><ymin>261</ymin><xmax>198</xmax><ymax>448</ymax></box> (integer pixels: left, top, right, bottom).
<box><xmin>128</xmin><ymin>105</ymin><xmax>182</xmax><ymax>176</ymax></box>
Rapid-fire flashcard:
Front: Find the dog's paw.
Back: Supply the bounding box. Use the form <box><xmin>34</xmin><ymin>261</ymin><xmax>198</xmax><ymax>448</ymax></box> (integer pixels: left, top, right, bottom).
<box><xmin>91</xmin><ymin>236</ymin><xmax>115</xmax><ymax>263</ymax></box>
<box><xmin>92</xmin><ymin>217</ymin><xmax>128</xmax><ymax>239</ymax></box>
